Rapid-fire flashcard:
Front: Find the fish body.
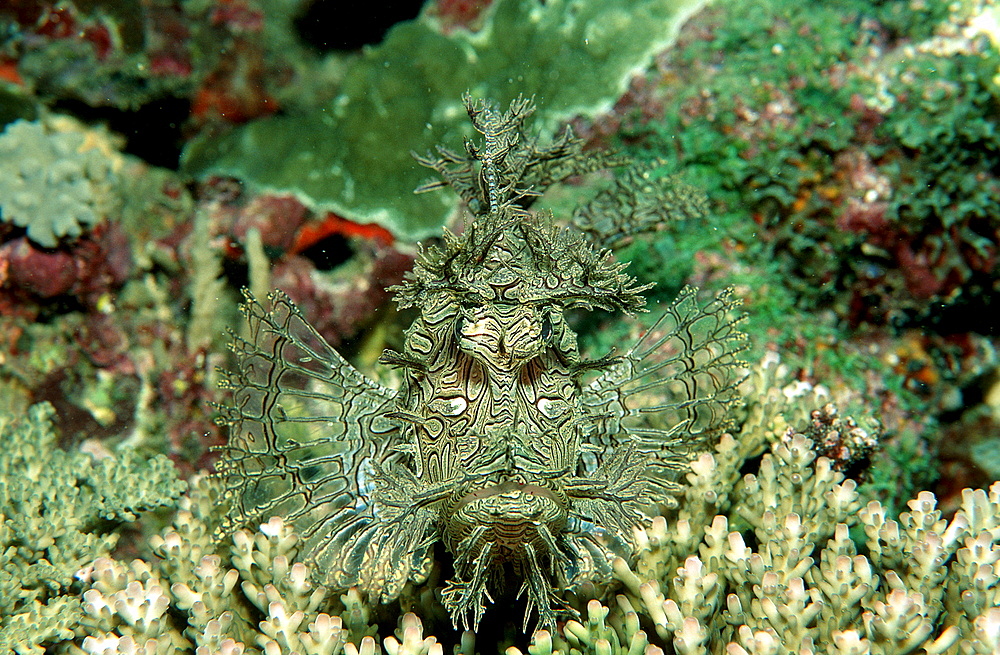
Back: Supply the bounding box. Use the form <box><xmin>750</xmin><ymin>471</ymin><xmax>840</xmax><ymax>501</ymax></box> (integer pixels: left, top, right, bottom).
<box><xmin>217</xmin><ymin>95</ymin><xmax>747</xmax><ymax>631</ymax></box>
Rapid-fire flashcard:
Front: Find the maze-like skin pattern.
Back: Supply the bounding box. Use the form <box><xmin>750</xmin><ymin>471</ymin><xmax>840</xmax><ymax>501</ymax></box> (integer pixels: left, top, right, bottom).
<box><xmin>217</xmin><ymin>95</ymin><xmax>747</xmax><ymax>631</ymax></box>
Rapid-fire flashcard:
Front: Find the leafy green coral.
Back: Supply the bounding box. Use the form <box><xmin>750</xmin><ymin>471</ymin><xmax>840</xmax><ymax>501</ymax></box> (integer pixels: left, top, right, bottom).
<box><xmin>182</xmin><ymin>0</ymin><xmax>707</xmax><ymax>240</ymax></box>
<box><xmin>573</xmin><ymin>0</ymin><xmax>994</xmax><ymax>515</ymax></box>
<box><xmin>0</xmin><ymin>116</ymin><xmax>123</xmax><ymax>248</ymax></box>
<box><xmin>0</xmin><ymin>403</ymin><xmax>185</xmax><ymax>654</ymax></box>
<box><xmin>875</xmin><ymin>46</ymin><xmax>1000</xmax><ymax>297</ymax></box>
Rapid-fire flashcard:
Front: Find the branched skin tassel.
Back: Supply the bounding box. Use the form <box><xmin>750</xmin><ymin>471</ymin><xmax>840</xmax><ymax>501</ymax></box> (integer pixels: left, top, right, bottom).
<box><xmin>216</xmin><ymin>95</ymin><xmax>747</xmax><ymax>631</ymax></box>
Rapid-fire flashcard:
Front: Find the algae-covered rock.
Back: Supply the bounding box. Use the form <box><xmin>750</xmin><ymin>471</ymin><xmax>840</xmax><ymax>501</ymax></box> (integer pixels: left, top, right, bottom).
<box><xmin>182</xmin><ymin>0</ymin><xmax>707</xmax><ymax>240</ymax></box>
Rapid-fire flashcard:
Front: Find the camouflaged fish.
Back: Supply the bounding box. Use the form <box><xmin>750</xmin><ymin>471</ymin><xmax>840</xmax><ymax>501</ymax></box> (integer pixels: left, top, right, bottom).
<box><xmin>216</xmin><ymin>95</ymin><xmax>747</xmax><ymax>631</ymax></box>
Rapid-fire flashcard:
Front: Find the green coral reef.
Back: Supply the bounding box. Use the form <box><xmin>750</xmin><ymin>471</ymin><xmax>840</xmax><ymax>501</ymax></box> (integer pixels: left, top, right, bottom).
<box><xmin>617</xmin><ymin>0</ymin><xmax>1000</xmax><ymax>324</ymax></box>
<box><xmin>4</xmin><ymin>359</ymin><xmax>999</xmax><ymax>654</ymax></box>
<box><xmin>182</xmin><ymin>0</ymin><xmax>708</xmax><ymax>239</ymax></box>
<box><xmin>564</xmin><ymin>0</ymin><xmax>1000</xmax><ymax>510</ymax></box>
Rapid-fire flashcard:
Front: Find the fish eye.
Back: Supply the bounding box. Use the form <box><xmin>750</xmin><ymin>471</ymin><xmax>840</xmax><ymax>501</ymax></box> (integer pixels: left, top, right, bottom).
<box><xmin>540</xmin><ymin>314</ymin><xmax>553</xmax><ymax>342</ymax></box>
<box><xmin>453</xmin><ymin>314</ymin><xmax>465</xmax><ymax>342</ymax></box>
<box><xmin>459</xmin><ymin>292</ymin><xmax>485</xmax><ymax>309</ymax></box>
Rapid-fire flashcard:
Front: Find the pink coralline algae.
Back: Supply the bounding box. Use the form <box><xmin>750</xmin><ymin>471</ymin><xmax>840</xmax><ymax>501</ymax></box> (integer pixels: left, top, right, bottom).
<box><xmin>1</xmin><ymin>238</ymin><xmax>77</xmax><ymax>298</ymax></box>
<box><xmin>0</xmin><ymin>222</ymin><xmax>132</xmax><ymax>306</ymax></box>
<box><xmin>230</xmin><ymin>194</ymin><xmax>309</xmax><ymax>254</ymax></box>
<box><xmin>271</xmin><ymin>244</ymin><xmax>414</xmax><ymax>348</ymax></box>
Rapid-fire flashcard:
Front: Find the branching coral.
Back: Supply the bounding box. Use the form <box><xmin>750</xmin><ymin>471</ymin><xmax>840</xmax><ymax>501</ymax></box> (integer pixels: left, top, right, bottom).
<box><xmin>0</xmin><ymin>402</ymin><xmax>185</xmax><ymax>654</ymax></box>
<box><xmin>67</xmin><ymin>469</ymin><xmax>1000</xmax><ymax>655</ymax></box>
<box><xmin>583</xmin><ymin>358</ymin><xmax>1000</xmax><ymax>655</ymax></box>
<box><xmin>46</xmin><ymin>356</ymin><xmax>997</xmax><ymax>655</ymax></box>
<box><xmin>75</xmin><ymin>478</ymin><xmax>427</xmax><ymax>655</ymax></box>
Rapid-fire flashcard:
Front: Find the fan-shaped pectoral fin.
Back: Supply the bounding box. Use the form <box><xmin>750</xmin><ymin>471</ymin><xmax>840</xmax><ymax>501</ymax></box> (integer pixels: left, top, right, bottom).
<box><xmin>217</xmin><ymin>290</ymin><xmax>403</xmax><ymax>592</ymax></box>
<box><xmin>582</xmin><ymin>286</ymin><xmax>748</xmax><ymax>460</ymax></box>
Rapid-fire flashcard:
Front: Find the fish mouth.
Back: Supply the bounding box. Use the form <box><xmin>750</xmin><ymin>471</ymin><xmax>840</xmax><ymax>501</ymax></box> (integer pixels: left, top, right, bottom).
<box><xmin>447</xmin><ymin>481</ymin><xmax>569</xmax><ymax>536</ymax></box>
<box><xmin>445</xmin><ymin>481</ymin><xmax>569</xmax><ymax>551</ymax></box>
<box><xmin>452</xmin><ymin>481</ymin><xmax>560</xmax><ymax>511</ymax></box>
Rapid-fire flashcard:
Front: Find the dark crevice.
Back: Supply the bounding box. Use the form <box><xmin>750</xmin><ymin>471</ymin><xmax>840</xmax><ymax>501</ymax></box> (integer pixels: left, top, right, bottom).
<box><xmin>898</xmin><ymin>279</ymin><xmax>999</xmax><ymax>337</ymax></box>
<box><xmin>221</xmin><ymin>255</ymin><xmax>250</xmax><ymax>292</ymax></box>
<box><xmin>294</xmin><ymin>0</ymin><xmax>426</xmax><ymax>52</ymax></box>
<box><xmin>50</xmin><ymin>95</ymin><xmax>191</xmax><ymax>169</ymax></box>
<box><xmin>300</xmin><ymin>233</ymin><xmax>353</xmax><ymax>271</ymax></box>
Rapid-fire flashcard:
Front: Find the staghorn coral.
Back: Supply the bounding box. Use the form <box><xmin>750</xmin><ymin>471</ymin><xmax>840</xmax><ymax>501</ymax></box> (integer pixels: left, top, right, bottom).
<box><xmin>583</xmin><ymin>356</ymin><xmax>1000</xmax><ymax>655</ymax></box>
<box><xmin>0</xmin><ymin>355</ymin><xmax>992</xmax><ymax>654</ymax></box>
<box><xmin>75</xmin><ymin>476</ymin><xmax>434</xmax><ymax>655</ymax></box>
<box><xmin>69</xmin><ymin>471</ymin><xmax>1000</xmax><ymax>655</ymax></box>
<box><xmin>0</xmin><ymin>402</ymin><xmax>185</xmax><ymax>654</ymax></box>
